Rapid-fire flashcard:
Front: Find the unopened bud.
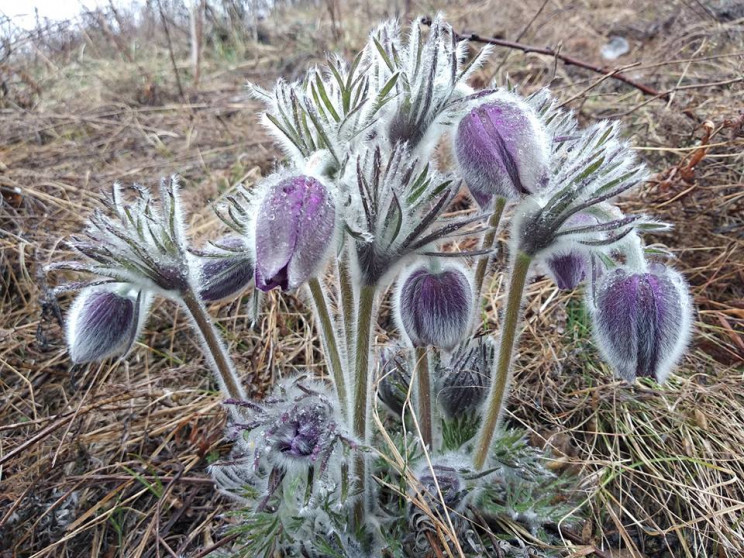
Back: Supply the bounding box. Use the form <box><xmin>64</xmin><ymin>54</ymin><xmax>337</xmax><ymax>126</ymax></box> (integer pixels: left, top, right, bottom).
<box><xmin>254</xmin><ymin>175</ymin><xmax>336</xmax><ymax>292</ymax></box>
<box><xmin>592</xmin><ymin>264</ymin><xmax>693</xmax><ymax>383</ymax></box>
<box><xmin>436</xmin><ymin>337</ymin><xmax>494</xmax><ymax>419</ymax></box>
<box><xmin>376</xmin><ymin>345</ymin><xmax>411</xmax><ymax>417</ymax></box>
<box><xmin>396</xmin><ymin>263</ymin><xmax>473</xmax><ymax>351</ymax></box>
<box><xmin>455</xmin><ymin>95</ymin><xmax>550</xmax><ymax>205</ymax></box>
<box><xmin>198</xmin><ymin>236</ymin><xmax>254</xmax><ymax>302</ymax></box>
<box><xmin>66</xmin><ymin>285</ymin><xmax>146</xmax><ymax>363</ymax></box>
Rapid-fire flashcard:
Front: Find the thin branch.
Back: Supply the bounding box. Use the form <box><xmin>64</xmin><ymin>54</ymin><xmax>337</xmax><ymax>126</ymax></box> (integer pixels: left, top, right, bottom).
<box><xmin>422</xmin><ymin>16</ymin><xmax>670</xmax><ymax>102</ymax></box>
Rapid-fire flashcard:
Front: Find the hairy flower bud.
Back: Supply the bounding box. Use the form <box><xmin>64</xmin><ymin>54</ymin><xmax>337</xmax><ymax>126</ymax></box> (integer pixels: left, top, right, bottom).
<box><xmin>254</xmin><ymin>175</ymin><xmax>336</xmax><ymax>292</ymax></box>
<box><xmin>592</xmin><ymin>264</ymin><xmax>693</xmax><ymax>383</ymax></box>
<box><xmin>235</xmin><ymin>376</ymin><xmax>351</xmax><ymax>475</ymax></box>
<box><xmin>376</xmin><ymin>345</ymin><xmax>412</xmax><ymax>417</ymax></box>
<box><xmin>396</xmin><ymin>263</ymin><xmax>473</xmax><ymax>351</ymax></box>
<box><xmin>197</xmin><ymin>236</ymin><xmax>254</xmax><ymax>302</ymax></box>
<box><xmin>455</xmin><ymin>96</ymin><xmax>550</xmax><ymax>205</ymax></box>
<box><xmin>407</xmin><ymin>456</ymin><xmax>471</xmax><ymax>553</ymax></box>
<box><xmin>436</xmin><ymin>337</ymin><xmax>494</xmax><ymax>419</ymax></box>
<box><xmin>66</xmin><ymin>284</ymin><xmax>148</xmax><ymax>363</ymax></box>
<box><xmin>541</xmin><ymin>213</ymin><xmax>598</xmax><ymax>290</ymax></box>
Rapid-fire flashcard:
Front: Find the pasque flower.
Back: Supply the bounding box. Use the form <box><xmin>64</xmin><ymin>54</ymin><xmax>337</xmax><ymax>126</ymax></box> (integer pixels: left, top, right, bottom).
<box><xmin>592</xmin><ymin>264</ymin><xmax>693</xmax><ymax>383</ymax></box>
<box><xmin>254</xmin><ymin>175</ymin><xmax>336</xmax><ymax>292</ymax></box>
<box><xmin>66</xmin><ymin>284</ymin><xmax>150</xmax><ymax>363</ymax></box>
<box><xmin>540</xmin><ymin>213</ymin><xmax>599</xmax><ymax>290</ymax></box>
<box><xmin>197</xmin><ymin>236</ymin><xmax>254</xmax><ymax>302</ymax></box>
<box><xmin>455</xmin><ymin>94</ymin><xmax>550</xmax><ymax>206</ymax></box>
<box><xmin>396</xmin><ymin>262</ymin><xmax>473</xmax><ymax>351</ymax></box>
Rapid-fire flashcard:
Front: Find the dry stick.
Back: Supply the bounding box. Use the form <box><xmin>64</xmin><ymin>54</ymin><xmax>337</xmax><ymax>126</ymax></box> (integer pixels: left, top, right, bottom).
<box><xmin>421</xmin><ymin>17</ymin><xmax>669</xmax><ymax>102</ymax></box>
<box><xmin>473</xmin><ymin>252</ymin><xmax>533</xmax><ymax>470</ymax></box>
<box><xmin>157</xmin><ymin>0</ymin><xmax>186</xmax><ymax>103</ymax></box>
<box><xmin>414</xmin><ymin>346</ymin><xmax>433</xmax><ymax>449</ymax></box>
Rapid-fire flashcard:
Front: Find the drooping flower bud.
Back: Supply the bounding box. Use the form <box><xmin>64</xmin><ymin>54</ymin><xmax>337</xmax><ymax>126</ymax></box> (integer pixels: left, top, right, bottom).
<box><xmin>254</xmin><ymin>175</ymin><xmax>336</xmax><ymax>292</ymax></box>
<box><xmin>541</xmin><ymin>213</ymin><xmax>598</xmax><ymax>290</ymax></box>
<box><xmin>376</xmin><ymin>345</ymin><xmax>412</xmax><ymax>417</ymax></box>
<box><xmin>197</xmin><ymin>236</ymin><xmax>254</xmax><ymax>302</ymax></box>
<box><xmin>66</xmin><ymin>284</ymin><xmax>149</xmax><ymax>364</ymax></box>
<box><xmin>592</xmin><ymin>264</ymin><xmax>693</xmax><ymax>383</ymax></box>
<box><xmin>396</xmin><ymin>263</ymin><xmax>473</xmax><ymax>351</ymax></box>
<box><xmin>454</xmin><ymin>95</ymin><xmax>550</xmax><ymax>205</ymax></box>
<box><xmin>436</xmin><ymin>337</ymin><xmax>494</xmax><ymax>419</ymax></box>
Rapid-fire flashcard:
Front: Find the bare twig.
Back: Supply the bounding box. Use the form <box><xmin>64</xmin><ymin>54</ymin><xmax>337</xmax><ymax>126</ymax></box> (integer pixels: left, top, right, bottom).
<box><xmin>422</xmin><ymin>16</ymin><xmax>669</xmax><ymax>102</ymax></box>
<box><xmin>157</xmin><ymin>0</ymin><xmax>186</xmax><ymax>102</ymax></box>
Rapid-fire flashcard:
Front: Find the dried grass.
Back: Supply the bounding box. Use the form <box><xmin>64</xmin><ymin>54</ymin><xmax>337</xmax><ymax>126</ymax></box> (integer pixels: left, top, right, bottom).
<box><xmin>1</xmin><ymin>0</ymin><xmax>742</xmax><ymax>556</ymax></box>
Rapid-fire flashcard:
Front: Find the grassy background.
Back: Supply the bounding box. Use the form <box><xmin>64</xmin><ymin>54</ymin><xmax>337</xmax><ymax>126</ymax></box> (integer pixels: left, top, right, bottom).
<box><xmin>1</xmin><ymin>0</ymin><xmax>742</xmax><ymax>556</ymax></box>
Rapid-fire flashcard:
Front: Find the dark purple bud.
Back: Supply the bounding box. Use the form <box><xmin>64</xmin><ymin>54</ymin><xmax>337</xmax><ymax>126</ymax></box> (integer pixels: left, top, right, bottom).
<box><xmin>254</xmin><ymin>175</ymin><xmax>336</xmax><ymax>292</ymax></box>
<box><xmin>592</xmin><ymin>264</ymin><xmax>693</xmax><ymax>383</ymax></box>
<box><xmin>415</xmin><ymin>463</ymin><xmax>465</xmax><ymax>510</ymax></box>
<box><xmin>545</xmin><ymin>253</ymin><xmax>588</xmax><ymax>290</ymax></box>
<box><xmin>542</xmin><ymin>213</ymin><xmax>598</xmax><ymax>290</ymax></box>
<box><xmin>396</xmin><ymin>263</ymin><xmax>473</xmax><ymax>351</ymax></box>
<box><xmin>407</xmin><ymin>456</ymin><xmax>470</xmax><ymax>549</ymax></box>
<box><xmin>455</xmin><ymin>96</ymin><xmax>550</xmax><ymax>204</ymax></box>
<box><xmin>376</xmin><ymin>345</ymin><xmax>412</xmax><ymax>417</ymax></box>
<box><xmin>436</xmin><ymin>337</ymin><xmax>494</xmax><ymax>419</ymax></box>
<box><xmin>198</xmin><ymin>236</ymin><xmax>254</xmax><ymax>302</ymax></box>
<box><xmin>66</xmin><ymin>285</ymin><xmax>143</xmax><ymax>363</ymax></box>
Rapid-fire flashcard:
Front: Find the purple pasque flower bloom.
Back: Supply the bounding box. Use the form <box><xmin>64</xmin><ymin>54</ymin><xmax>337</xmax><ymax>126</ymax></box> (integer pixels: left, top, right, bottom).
<box><xmin>454</xmin><ymin>93</ymin><xmax>550</xmax><ymax>206</ymax></box>
<box><xmin>197</xmin><ymin>236</ymin><xmax>254</xmax><ymax>302</ymax></box>
<box><xmin>396</xmin><ymin>262</ymin><xmax>473</xmax><ymax>351</ymax></box>
<box><xmin>254</xmin><ymin>175</ymin><xmax>336</xmax><ymax>292</ymax></box>
<box><xmin>66</xmin><ymin>284</ymin><xmax>150</xmax><ymax>363</ymax></box>
<box><xmin>592</xmin><ymin>264</ymin><xmax>693</xmax><ymax>383</ymax></box>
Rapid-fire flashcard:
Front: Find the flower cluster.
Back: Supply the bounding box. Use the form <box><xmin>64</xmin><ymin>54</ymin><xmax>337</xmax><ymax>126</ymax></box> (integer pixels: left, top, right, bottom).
<box><xmin>50</xmin><ymin>14</ymin><xmax>695</xmax><ymax>557</ymax></box>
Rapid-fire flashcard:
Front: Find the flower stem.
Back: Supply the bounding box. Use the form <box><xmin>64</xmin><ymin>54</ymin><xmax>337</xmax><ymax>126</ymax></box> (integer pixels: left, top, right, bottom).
<box><xmin>353</xmin><ymin>283</ymin><xmax>376</xmax><ymax>521</ymax></box>
<box><xmin>181</xmin><ymin>289</ymin><xmax>246</xmax><ymax>402</ymax></box>
<box><xmin>473</xmin><ymin>197</ymin><xmax>507</xmax><ymax>300</ymax></box>
<box><xmin>307</xmin><ymin>277</ymin><xmax>349</xmax><ymax>420</ymax></box>
<box><xmin>338</xmin><ymin>250</ymin><xmax>356</xmax><ymax>369</ymax></box>
<box><xmin>414</xmin><ymin>346</ymin><xmax>433</xmax><ymax>449</ymax></box>
<box><xmin>472</xmin><ymin>251</ymin><xmax>532</xmax><ymax>470</ymax></box>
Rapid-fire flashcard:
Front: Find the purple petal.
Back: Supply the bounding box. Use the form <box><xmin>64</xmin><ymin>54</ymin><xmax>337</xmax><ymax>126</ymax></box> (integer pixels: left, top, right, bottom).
<box><xmin>254</xmin><ymin>176</ymin><xmax>335</xmax><ymax>292</ymax></box>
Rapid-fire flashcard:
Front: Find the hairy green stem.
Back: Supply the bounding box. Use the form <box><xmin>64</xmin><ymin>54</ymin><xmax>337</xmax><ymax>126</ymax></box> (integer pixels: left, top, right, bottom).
<box><xmin>181</xmin><ymin>289</ymin><xmax>246</xmax><ymax>402</ymax></box>
<box><xmin>473</xmin><ymin>197</ymin><xmax>507</xmax><ymax>300</ymax></box>
<box><xmin>473</xmin><ymin>251</ymin><xmax>532</xmax><ymax>470</ymax></box>
<box><xmin>338</xmin><ymin>251</ymin><xmax>356</xmax><ymax>370</ymax></box>
<box><xmin>414</xmin><ymin>346</ymin><xmax>433</xmax><ymax>448</ymax></box>
<box><xmin>308</xmin><ymin>277</ymin><xmax>349</xmax><ymax>420</ymax></box>
<box><xmin>353</xmin><ymin>284</ymin><xmax>376</xmax><ymax>520</ymax></box>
